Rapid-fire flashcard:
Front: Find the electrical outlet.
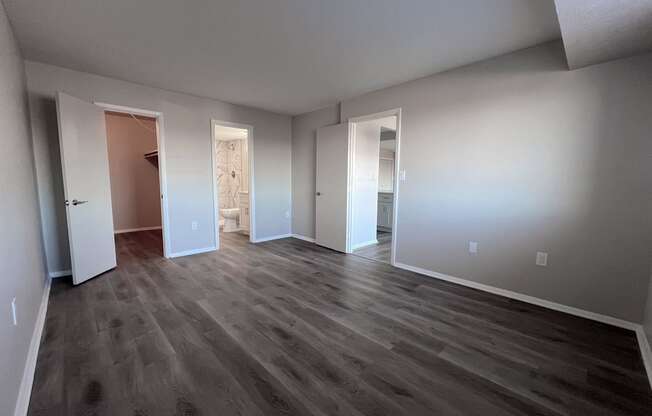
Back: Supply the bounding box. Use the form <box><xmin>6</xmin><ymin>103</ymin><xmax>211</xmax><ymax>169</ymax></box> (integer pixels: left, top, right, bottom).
<box><xmin>536</xmin><ymin>251</ymin><xmax>548</xmax><ymax>266</ymax></box>
<box><xmin>11</xmin><ymin>297</ymin><xmax>17</xmax><ymax>326</ymax></box>
<box><xmin>191</xmin><ymin>221</ymin><xmax>199</xmax><ymax>231</ymax></box>
<box><xmin>468</xmin><ymin>241</ymin><xmax>478</xmax><ymax>254</ymax></box>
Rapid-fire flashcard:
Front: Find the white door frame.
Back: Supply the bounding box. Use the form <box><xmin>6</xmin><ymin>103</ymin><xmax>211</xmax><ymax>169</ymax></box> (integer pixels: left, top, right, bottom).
<box><xmin>210</xmin><ymin>119</ymin><xmax>256</xmax><ymax>248</ymax></box>
<box><xmin>94</xmin><ymin>102</ymin><xmax>172</xmax><ymax>258</ymax></box>
<box><xmin>347</xmin><ymin>108</ymin><xmax>402</xmax><ymax>266</ymax></box>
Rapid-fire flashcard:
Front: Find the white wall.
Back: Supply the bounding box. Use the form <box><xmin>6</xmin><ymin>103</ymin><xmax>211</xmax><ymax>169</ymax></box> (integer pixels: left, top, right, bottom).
<box><xmin>379</xmin><ymin>146</ymin><xmax>396</xmax><ymax>193</ymax></box>
<box><xmin>0</xmin><ymin>2</ymin><xmax>48</xmax><ymax>413</ymax></box>
<box><xmin>350</xmin><ymin>119</ymin><xmax>381</xmax><ymax>249</ymax></box>
<box><xmin>105</xmin><ymin>112</ymin><xmax>161</xmax><ymax>232</ymax></box>
<box><xmin>292</xmin><ymin>41</ymin><xmax>652</xmax><ymax>323</ymax></box>
<box><xmin>26</xmin><ymin>61</ymin><xmax>292</xmax><ymax>269</ymax></box>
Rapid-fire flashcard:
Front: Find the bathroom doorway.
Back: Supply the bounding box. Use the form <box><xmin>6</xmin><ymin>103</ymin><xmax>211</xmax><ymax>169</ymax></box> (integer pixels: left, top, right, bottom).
<box><xmin>211</xmin><ymin>120</ymin><xmax>256</xmax><ymax>247</ymax></box>
<box><xmin>347</xmin><ymin>110</ymin><xmax>400</xmax><ymax>265</ymax></box>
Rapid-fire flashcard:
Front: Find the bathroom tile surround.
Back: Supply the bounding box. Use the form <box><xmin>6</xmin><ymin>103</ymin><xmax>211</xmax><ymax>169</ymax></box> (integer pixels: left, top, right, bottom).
<box><xmin>215</xmin><ymin>139</ymin><xmax>248</xmax><ymax>229</ymax></box>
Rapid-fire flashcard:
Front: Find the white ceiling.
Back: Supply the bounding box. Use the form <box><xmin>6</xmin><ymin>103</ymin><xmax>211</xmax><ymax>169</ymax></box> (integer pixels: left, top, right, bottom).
<box><xmin>4</xmin><ymin>0</ymin><xmax>561</xmax><ymax>115</ymax></box>
<box><xmin>214</xmin><ymin>125</ymin><xmax>248</xmax><ymax>140</ymax></box>
<box><xmin>554</xmin><ymin>0</ymin><xmax>652</xmax><ymax>69</ymax></box>
<box><xmin>377</xmin><ymin>117</ymin><xmax>397</xmax><ymax>131</ymax></box>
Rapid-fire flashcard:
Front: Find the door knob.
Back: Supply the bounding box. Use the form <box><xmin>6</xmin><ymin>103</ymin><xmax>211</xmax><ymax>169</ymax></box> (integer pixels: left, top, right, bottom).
<box><xmin>316</xmin><ymin>192</ymin><xmax>322</xmax><ymax>196</ymax></box>
<box><xmin>72</xmin><ymin>199</ymin><xmax>88</xmax><ymax>206</ymax></box>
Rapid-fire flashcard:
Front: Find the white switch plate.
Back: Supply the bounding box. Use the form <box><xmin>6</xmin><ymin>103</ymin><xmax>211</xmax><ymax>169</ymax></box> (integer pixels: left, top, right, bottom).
<box><xmin>536</xmin><ymin>251</ymin><xmax>548</xmax><ymax>266</ymax></box>
<box><xmin>399</xmin><ymin>169</ymin><xmax>406</xmax><ymax>182</ymax></box>
<box><xmin>191</xmin><ymin>221</ymin><xmax>199</xmax><ymax>231</ymax></box>
<box><xmin>285</xmin><ymin>211</ymin><xmax>290</xmax><ymax>219</ymax></box>
<box><xmin>469</xmin><ymin>241</ymin><xmax>478</xmax><ymax>254</ymax></box>
<box><xmin>11</xmin><ymin>297</ymin><xmax>17</xmax><ymax>326</ymax></box>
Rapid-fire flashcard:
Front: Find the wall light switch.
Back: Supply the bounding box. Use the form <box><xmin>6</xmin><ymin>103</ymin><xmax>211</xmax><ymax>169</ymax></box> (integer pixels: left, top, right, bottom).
<box><xmin>469</xmin><ymin>241</ymin><xmax>478</xmax><ymax>254</ymax></box>
<box><xmin>536</xmin><ymin>251</ymin><xmax>548</xmax><ymax>266</ymax></box>
<box><xmin>191</xmin><ymin>221</ymin><xmax>199</xmax><ymax>231</ymax></box>
<box><xmin>399</xmin><ymin>169</ymin><xmax>406</xmax><ymax>182</ymax></box>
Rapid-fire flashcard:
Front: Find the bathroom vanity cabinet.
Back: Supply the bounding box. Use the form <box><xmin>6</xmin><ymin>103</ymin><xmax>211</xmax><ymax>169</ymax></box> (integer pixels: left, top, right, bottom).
<box><xmin>378</xmin><ymin>192</ymin><xmax>393</xmax><ymax>230</ymax></box>
<box><xmin>239</xmin><ymin>192</ymin><xmax>249</xmax><ymax>234</ymax></box>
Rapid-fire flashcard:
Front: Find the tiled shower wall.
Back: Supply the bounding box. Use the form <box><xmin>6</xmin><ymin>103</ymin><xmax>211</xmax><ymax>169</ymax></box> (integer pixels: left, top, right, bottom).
<box><xmin>215</xmin><ymin>139</ymin><xmax>247</xmax><ymax>220</ymax></box>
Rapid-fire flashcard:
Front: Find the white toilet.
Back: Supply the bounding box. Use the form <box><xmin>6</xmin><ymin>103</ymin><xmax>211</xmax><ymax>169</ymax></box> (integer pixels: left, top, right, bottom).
<box><xmin>220</xmin><ymin>208</ymin><xmax>240</xmax><ymax>232</ymax></box>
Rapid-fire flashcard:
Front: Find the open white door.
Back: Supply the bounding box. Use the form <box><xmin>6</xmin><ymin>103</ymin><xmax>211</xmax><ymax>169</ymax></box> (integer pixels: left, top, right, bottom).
<box><xmin>56</xmin><ymin>92</ymin><xmax>116</xmax><ymax>284</ymax></box>
<box><xmin>315</xmin><ymin>123</ymin><xmax>350</xmax><ymax>252</ymax></box>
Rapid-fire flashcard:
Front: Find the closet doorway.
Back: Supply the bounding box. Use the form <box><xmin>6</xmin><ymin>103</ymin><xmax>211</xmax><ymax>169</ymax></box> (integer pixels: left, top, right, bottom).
<box><xmin>211</xmin><ymin>120</ymin><xmax>256</xmax><ymax>247</ymax></box>
<box><xmin>104</xmin><ymin>108</ymin><xmax>166</xmax><ymax>258</ymax></box>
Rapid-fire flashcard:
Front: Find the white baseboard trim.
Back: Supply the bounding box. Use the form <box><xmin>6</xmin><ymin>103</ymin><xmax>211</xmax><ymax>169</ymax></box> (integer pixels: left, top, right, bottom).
<box><xmin>635</xmin><ymin>326</ymin><xmax>652</xmax><ymax>390</ymax></box>
<box><xmin>394</xmin><ymin>261</ymin><xmax>652</xmax><ymax>388</ymax></box>
<box><xmin>253</xmin><ymin>233</ymin><xmax>292</xmax><ymax>243</ymax></box>
<box><xmin>351</xmin><ymin>239</ymin><xmax>378</xmax><ymax>251</ymax></box>
<box><xmin>48</xmin><ymin>269</ymin><xmax>71</xmax><ymax>278</ymax></box>
<box><xmin>291</xmin><ymin>234</ymin><xmax>316</xmax><ymax>243</ymax></box>
<box><xmin>114</xmin><ymin>226</ymin><xmax>162</xmax><ymax>234</ymax></box>
<box><xmin>168</xmin><ymin>246</ymin><xmax>216</xmax><ymax>258</ymax></box>
<box><xmin>14</xmin><ymin>277</ymin><xmax>51</xmax><ymax>416</ymax></box>
<box><xmin>394</xmin><ymin>262</ymin><xmax>638</xmax><ymax>330</ymax></box>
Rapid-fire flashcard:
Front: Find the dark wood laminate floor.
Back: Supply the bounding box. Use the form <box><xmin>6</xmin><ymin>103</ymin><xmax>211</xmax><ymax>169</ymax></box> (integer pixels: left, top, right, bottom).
<box><xmin>353</xmin><ymin>230</ymin><xmax>392</xmax><ymax>264</ymax></box>
<box><xmin>28</xmin><ymin>230</ymin><xmax>652</xmax><ymax>416</ymax></box>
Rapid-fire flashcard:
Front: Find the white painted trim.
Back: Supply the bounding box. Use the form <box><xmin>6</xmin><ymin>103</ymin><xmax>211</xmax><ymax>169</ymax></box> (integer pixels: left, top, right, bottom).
<box><xmin>168</xmin><ymin>246</ymin><xmax>217</xmax><ymax>258</ymax></box>
<box><xmin>390</xmin><ymin>109</ymin><xmax>402</xmax><ymax>267</ymax></box>
<box><xmin>114</xmin><ymin>226</ymin><xmax>162</xmax><ymax>234</ymax></box>
<box><xmin>94</xmin><ymin>102</ymin><xmax>161</xmax><ymax>118</ymax></box>
<box><xmin>49</xmin><ymin>269</ymin><xmax>72</xmax><ymax>278</ymax></box>
<box><xmin>351</xmin><ymin>239</ymin><xmax>379</xmax><ymax>251</ymax></box>
<box><xmin>345</xmin><ymin>122</ymin><xmax>355</xmax><ymax>253</ymax></box>
<box><xmin>394</xmin><ymin>261</ymin><xmax>652</xmax><ymax>389</ymax></box>
<box><xmin>347</xmin><ymin>108</ymin><xmax>402</xmax><ymax>266</ymax></box>
<box><xmin>156</xmin><ymin>114</ymin><xmax>171</xmax><ymax>258</ymax></box>
<box><xmin>13</xmin><ymin>277</ymin><xmax>51</xmax><ymax>416</ymax></box>
<box><xmin>291</xmin><ymin>234</ymin><xmax>316</xmax><ymax>243</ymax></box>
<box><xmin>94</xmin><ymin>101</ymin><xmax>171</xmax><ymax>259</ymax></box>
<box><xmin>210</xmin><ymin>119</ymin><xmax>257</xmax><ymax>250</ymax></box>
<box><xmin>635</xmin><ymin>326</ymin><xmax>652</xmax><ymax>390</ymax></box>
<box><xmin>253</xmin><ymin>233</ymin><xmax>292</xmax><ymax>243</ymax></box>
<box><xmin>394</xmin><ymin>262</ymin><xmax>639</xmax><ymax>330</ymax></box>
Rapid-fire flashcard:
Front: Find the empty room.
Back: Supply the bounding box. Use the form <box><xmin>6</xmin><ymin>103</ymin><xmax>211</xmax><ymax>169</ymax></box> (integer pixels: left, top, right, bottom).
<box><xmin>2</xmin><ymin>1</ymin><xmax>652</xmax><ymax>415</ymax></box>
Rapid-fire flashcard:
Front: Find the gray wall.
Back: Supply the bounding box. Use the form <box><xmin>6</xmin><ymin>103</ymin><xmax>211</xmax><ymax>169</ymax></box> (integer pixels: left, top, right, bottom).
<box><xmin>106</xmin><ymin>112</ymin><xmax>161</xmax><ymax>232</ymax></box>
<box><xmin>26</xmin><ymin>61</ymin><xmax>292</xmax><ymax>271</ymax></box>
<box><xmin>0</xmin><ymin>1</ymin><xmax>48</xmax><ymax>413</ymax></box>
<box><xmin>291</xmin><ymin>105</ymin><xmax>339</xmax><ymax>238</ymax></box>
<box><xmin>293</xmin><ymin>41</ymin><xmax>652</xmax><ymax>323</ymax></box>
<box><xmin>646</xmin><ymin>276</ymin><xmax>652</xmax><ymax>349</ymax></box>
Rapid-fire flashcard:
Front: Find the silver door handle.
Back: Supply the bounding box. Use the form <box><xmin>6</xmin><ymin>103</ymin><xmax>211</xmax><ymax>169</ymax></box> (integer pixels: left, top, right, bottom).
<box><xmin>72</xmin><ymin>199</ymin><xmax>88</xmax><ymax>206</ymax></box>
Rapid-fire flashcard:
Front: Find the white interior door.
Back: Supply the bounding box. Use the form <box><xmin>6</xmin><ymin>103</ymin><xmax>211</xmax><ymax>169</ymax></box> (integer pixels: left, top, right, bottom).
<box><xmin>56</xmin><ymin>92</ymin><xmax>116</xmax><ymax>284</ymax></box>
<box><xmin>315</xmin><ymin>123</ymin><xmax>350</xmax><ymax>252</ymax></box>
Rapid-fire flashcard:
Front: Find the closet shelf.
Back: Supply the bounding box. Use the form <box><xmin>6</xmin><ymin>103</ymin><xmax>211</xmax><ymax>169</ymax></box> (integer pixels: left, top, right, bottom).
<box><xmin>144</xmin><ymin>150</ymin><xmax>158</xmax><ymax>159</ymax></box>
<box><xmin>144</xmin><ymin>150</ymin><xmax>159</xmax><ymax>167</ymax></box>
